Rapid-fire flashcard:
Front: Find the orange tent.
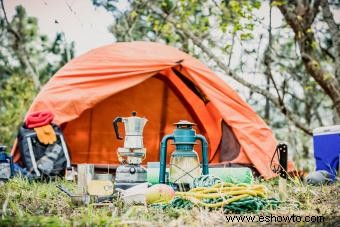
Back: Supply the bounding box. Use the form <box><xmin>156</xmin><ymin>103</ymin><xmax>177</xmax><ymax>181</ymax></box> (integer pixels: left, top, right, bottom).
<box><xmin>12</xmin><ymin>42</ymin><xmax>292</xmax><ymax>179</ymax></box>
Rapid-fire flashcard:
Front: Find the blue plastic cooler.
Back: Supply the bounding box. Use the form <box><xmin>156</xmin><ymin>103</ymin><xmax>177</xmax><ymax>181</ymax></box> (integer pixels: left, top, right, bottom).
<box><xmin>313</xmin><ymin>125</ymin><xmax>340</xmax><ymax>180</ymax></box>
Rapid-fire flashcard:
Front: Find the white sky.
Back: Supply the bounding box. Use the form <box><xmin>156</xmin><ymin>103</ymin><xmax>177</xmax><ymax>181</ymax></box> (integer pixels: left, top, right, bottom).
<box><xmin>3</xmin><ymin>0</ymin><xmax>287</xmax><ymax>57</ymax></box>
<box><xmin>5</xmin><ymin>0</ymin><xmax>339</xmax><ymax>57</ymax></box>
<box><xmin>5</xmin><ymin>0</ymin><xmax>115</xmax><ymax>56</ymax></box>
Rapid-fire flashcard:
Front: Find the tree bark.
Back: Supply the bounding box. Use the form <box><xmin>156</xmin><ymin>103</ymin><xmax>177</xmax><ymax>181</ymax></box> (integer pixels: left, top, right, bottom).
<box><xmin>320</xmin><ymin>0</ymin><xmax>340</xmax><ymax>83</ymax></box>
<box><xmin>264</xmin><ymin>0</ymin><xmax>273</xmax><ymax>121</ymax></box>
<box><xmin>278</xmin><ymin>1</ymin><xmax>340</xmax><ymax>122</ymax></box>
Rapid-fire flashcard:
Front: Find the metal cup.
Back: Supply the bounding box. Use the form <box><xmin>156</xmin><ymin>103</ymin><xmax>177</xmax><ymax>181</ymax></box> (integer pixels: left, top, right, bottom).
<box><xmin>77</xmin><ymin>164</ymin><xmax>94</xmax><ymax>192</ymax></box>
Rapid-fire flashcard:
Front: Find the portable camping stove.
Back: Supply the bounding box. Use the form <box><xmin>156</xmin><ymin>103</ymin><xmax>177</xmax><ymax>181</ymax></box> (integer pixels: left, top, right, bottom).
<box><xmin>113</xmin><ymin>112</ymin><xmax>148</xmax><ymax>190</ymax></box>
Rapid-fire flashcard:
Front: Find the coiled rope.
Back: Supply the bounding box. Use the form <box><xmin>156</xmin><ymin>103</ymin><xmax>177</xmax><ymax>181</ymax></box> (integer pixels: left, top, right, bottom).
<box><xmin>151</xmin><ymin>176</ymin><xmax>280</xmax><ymax>213</ymax></box>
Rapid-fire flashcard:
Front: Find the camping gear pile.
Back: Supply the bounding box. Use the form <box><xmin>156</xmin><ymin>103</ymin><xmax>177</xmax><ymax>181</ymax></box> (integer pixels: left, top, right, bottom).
<box><xmin>9</xmin><ymin>109</ymin><xmax>269</xmax><ymax>209</ymax></box>
<box><xmin>11</xmin><ymin>42</ymin><xmax>334</xmax><ymax>211</ymax></box>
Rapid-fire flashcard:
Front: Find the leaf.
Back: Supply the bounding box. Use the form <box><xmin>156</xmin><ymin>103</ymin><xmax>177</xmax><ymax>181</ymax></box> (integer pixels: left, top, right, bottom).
<box><xmin>240</xmin><ymin>32</ymin><xmax>254</xmax><ymax>40</ymax></box>
<box><xmin>252</xmin><ymin>1</ymin><xmax>261</xmax><ymax>9</ymax></box>
<box><xmin>271</xmin><ymin>0</ymin><xmax>285</xmax><ymax>7</ymax></box>
<box><xmin>311</xmin><ymin>41</ymin><xmax>318</xmax><ymax>50</ymax></box>
<box><xmin>306</xmin><ymin>28</ymin><xmax>313</xmax><ymax>33</ymax></box>
<box><xmin>245</xmin><ymin>23</ymin><xmax>254</xmax><ymax>30</ymax></box>
<box><xmin>323</xmin><ymin>73</ymin><xmax>333</xmax><ymax>81</ymax></box>
<box><xmin>130</xmin><ymin>11</ymin><xmax>138</xmax><ymax>19</ymax></box>
<box><xmin>224</xmin><ymin>44</ymin><xmax>232</xmax><ymax>52</ymax></box>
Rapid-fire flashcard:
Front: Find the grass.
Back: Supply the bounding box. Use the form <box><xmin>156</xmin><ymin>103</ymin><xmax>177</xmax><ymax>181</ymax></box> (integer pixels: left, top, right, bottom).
<box><xmin>0</xmin><ymin>177</ymin><xmax>339</xmax><ymax>226</ymax></box>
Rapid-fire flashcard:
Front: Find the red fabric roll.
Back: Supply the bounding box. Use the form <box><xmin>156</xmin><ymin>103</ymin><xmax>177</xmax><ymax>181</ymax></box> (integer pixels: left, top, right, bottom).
<box><xmin>26</xmin><ymin>111</ymin><xmax>54</xmax><ymax>128</ymax></box>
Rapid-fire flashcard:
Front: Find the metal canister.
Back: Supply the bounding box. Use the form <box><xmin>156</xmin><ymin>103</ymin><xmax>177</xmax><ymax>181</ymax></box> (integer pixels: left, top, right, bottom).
<box><xmin>77</xmin><ymin>164</ymin><xmax>94</xmax><ymax>192</ymax></box>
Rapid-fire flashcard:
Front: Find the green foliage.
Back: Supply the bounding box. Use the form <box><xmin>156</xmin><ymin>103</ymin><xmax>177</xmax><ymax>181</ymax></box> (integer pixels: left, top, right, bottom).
<box><xmin>0</xmin><ymin>74</ymin><xmax>36</xmax><ymax>146</ymax></box>
<box><xmin>96</xmin><ymin>0</ymin><xmax>260</xmax><ymax>52</ymax></box>
<box><xmin>271</xmin><ymin>0</ymin><xmax>285</xmax><ymax>7</ymax></box>
<box><xmin>0</xmin><ymin>5</ymin><xmax>74</xmax><ymax>148</ymax></box>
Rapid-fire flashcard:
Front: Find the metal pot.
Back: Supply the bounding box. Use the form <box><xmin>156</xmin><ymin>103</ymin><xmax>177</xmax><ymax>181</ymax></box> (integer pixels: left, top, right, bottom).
<box><xmin>56</xmin><ymin>185</ymin><xmax>114</xmax><ymax>205</ymax></box>
<box><xmin>56</xmin><ymin>185</ymin><xmax>91</xmax><ymax>206</ymax></box>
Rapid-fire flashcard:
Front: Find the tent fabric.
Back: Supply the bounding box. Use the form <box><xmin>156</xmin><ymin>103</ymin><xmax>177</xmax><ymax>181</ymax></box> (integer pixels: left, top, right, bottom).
<box><xmin>11</xmin><ymin>41</ymin><xmax>293</xmax><ymax>179</ymax></box>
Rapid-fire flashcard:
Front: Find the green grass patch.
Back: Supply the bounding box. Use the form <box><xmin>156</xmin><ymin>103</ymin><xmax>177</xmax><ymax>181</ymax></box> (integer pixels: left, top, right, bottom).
<box><xmin>0</xmin><ymin>177</ymin><xmax>339</xmax><ymax>226</ymax></box>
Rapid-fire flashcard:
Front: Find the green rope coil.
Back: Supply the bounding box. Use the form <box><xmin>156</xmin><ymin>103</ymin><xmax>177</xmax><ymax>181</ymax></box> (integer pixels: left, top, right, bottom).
<box><xmin>164</xmin><ymin>196</ymin><xmax>279</xmax><ymax>213</ymax></box>
<box><xmin>150</xmin><ymin>176</ymin><xmax>280</xmax><ymax>213</ymax></box>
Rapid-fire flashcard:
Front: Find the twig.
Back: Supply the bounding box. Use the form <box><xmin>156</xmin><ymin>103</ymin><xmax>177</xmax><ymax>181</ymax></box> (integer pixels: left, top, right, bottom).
<box><xmin>227</xmin><ymin>32</ymin><xmax>235</xmax><ymax>68</ymax></box>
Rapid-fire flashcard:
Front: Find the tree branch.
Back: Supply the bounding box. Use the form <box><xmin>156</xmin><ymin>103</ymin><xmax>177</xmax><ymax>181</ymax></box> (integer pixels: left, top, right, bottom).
<box><xmin>278</xmin><ymin>2</ymin><xmax>340</xmax><ymax>122</ymax></box>
<box><xmin>264</xmin><ymin>1</ymin><xmax>273</xmax><ymax>120</ymax></box>
<box><xmin>307</xmin><ymin>0</ymin><xmax>321</xmax><ymax>28</ymax></box>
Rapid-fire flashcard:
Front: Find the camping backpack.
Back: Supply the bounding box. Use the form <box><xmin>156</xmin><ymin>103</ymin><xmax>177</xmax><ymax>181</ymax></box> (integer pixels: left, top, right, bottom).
<box><xmin>17</xmin><ymin>123</ymin><xmax>71</xmax><ymax>178</ymax></box>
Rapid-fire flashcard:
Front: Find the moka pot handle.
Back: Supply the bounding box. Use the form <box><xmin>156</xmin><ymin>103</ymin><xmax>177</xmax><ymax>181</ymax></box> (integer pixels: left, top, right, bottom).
<box><xmin>113</xmin><ymin>117</ymin><xmax>123</xmax><ymax>140</ymax></box>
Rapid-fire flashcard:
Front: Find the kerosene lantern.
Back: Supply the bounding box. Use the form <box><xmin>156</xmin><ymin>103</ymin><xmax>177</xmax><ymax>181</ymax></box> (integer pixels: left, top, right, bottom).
<box><xmin>159</xmin><ymin>120</ymin><xmax>209</xmax><ymax>191</ymax></box>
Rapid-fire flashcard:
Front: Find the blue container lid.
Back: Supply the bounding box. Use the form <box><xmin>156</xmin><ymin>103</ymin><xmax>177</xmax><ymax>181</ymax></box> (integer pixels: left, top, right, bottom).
<box><xmin>313</xmin><ymin>125</ymin><xmax>340</xmax><ymax>136</ymax></box>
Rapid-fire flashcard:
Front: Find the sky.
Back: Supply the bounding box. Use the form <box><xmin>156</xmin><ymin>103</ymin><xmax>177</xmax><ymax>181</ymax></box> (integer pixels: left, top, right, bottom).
<box><xmin>5</xmin><ymin>0</ymin><xmax>115</xmax><ymax>56</ymax></box>
<box><xmin>3</xmin><ymin>0</ymin><xmax>288</xmax><ymax>57</ymax></box>
<box><xmin>5</xmin><ymin>0</ymin><xmax>339</xmax><ymax>57</ymax></box>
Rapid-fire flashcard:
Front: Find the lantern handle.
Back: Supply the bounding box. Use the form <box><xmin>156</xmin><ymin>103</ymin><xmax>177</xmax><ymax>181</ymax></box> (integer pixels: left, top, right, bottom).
<box><xmin>159</xmin><ymin>134</ymin><xmax>174</xmax><ymax>184</ymax></box>
<box><xmin>196</xmin><ymin>134</ymin><xmax>209</xmax><ymax>175</ymax></box>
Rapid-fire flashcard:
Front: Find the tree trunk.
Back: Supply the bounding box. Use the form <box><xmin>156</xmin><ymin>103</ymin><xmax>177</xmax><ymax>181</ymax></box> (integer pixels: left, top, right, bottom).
<box><xmin>321</xmin><ymin>0</ymin><xmax>340</xmax><ymax>83</ymax></box>
<box><xmin>278</xmin><ymin>2</ymin><xmax>340</xmax><ymax>123</ymax></box>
